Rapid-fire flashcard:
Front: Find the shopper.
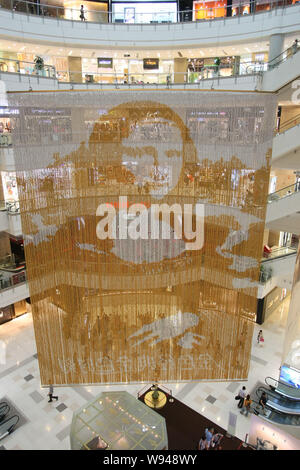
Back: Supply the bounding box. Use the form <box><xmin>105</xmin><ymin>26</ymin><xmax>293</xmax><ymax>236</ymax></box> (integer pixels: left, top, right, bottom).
<box><xmin>211</xmin><ymin>432</ymin><xmax>223</xmax><ymax>449</ymax></box>
<box><xmin>257</xmin><ymin>329</ymin><xmax>263</xmax><ymax>344</ymax></box>
<box><xmin>259</xmin><ymin>332</ymin><xmax>264</xmax><ymax>346</ymax></box>
<box><xmin>48</xmin><ymin>384</ymin><xmax>58</xmax><ymax>402</ymax></box>
<box><xmin>292</xmin><ymin>39</ymin><xmax>298</xmax><ymax>55</ymax></box>
<box><xmin>237</xmin><ymin>385</ymin><xmax>246</xmax><ymax>409</ymax></box>
<box><xmin>257</xmin><ymin>391</ymin><xmax>267</xmax><ymax>416</ymax></box>
<box><xmin>80</xmin><ymin>5</ymin><xmax>86</xmax><ymax>21</ymax></box>
<box><xmin>198</xmin><ymin>435</ymin><xmax>207</xmax><ymax>450</ymax></box>
<box><xmin>204</xmin><ymin>427</ymin><xmax>214</xmax><ymax>448</ymax></box>
<box><xmin>240</xmin><ymin>394</ymin><xmax>252</xmax><ymax>417</ymax></box>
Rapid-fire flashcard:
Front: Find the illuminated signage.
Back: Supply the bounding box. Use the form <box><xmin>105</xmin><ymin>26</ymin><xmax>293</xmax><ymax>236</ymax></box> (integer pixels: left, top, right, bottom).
<box><xmin>97</xmin><ymin>58</ymin><xmax>113</xmax><ymax>68</ymax></box>
<box><xmin>143</xmin><ymin>58</ymin><xmax>159</xmax><ymax>70</ymax></box>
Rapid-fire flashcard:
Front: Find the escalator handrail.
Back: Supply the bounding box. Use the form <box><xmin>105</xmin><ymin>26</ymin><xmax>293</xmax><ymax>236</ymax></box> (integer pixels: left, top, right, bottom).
<box><xmin>255</xmin><ymin>386</ymin><xmax>283</xmax><ymax>413</ymax></box>
<box><xmin>257</xmin><ymin>385</ymin><xmax>290</xmax><ymax>402</ymax></box>
<box><xmin>0</xmin><ymin>415</ymin><xmax>19</xmax><ymax>439</ymax></box>
<box><xmin>255</xmin><ymin>386</ymin><xmax>300</xmax><ymax>418</ymax></box>
<box><xmin>265</xmin><ymin>376</ymin><xmax>300</xmax><ymax>396</ymax></box>
<box><xmin>0</xmin><ymin>403</ymin><xmax>10</xmax><ymax>422</ymax></box>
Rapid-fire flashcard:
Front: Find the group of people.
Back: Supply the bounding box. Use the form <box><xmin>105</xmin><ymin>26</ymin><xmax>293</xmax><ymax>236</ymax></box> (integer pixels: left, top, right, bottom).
<box><xmin>236</xmin><ymin>385</ymin><xmax>268</xmax><ymax>417</ymax></box>
<box><xmin>198</xmin><ymin>427</ymin><xmax>223</xmax><ymax>450</ymax></box>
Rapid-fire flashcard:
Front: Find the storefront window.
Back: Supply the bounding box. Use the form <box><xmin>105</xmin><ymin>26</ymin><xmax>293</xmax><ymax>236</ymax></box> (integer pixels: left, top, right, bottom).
<box><xmin>188</xmin><ymin>56</ymin><xmax>239</xmax><ymax>81</ymax></box>
<box><xmin>112</xmin><ymin>1</ymin><xmax>177</xmax><ymax>23</ymax></box>
<box><xmin>63</xmin><ymin>0</ymin><xmax>108</xmax><ymax>22</ymax></box>
<box><xmin>193</xmin><ymin>1</ymin><xmax>227</xmax><ymax>20</ymax></box>
<box><xmin>1</xmin><ymin>172</ymin><xmax>19</xmax><ymax>203</ymax></box>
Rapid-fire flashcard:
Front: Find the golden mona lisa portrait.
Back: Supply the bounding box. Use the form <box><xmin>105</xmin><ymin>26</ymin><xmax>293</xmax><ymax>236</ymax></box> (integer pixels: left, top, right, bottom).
<box><xmin>10</xmin><ymin>92</ymin><xmax>276</xmax><ymax>385</ymax></box>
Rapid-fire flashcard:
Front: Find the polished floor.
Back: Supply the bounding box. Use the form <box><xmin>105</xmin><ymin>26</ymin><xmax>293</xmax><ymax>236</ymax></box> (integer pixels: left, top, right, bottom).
<box><xmin>0</xmin><ymin>297</ymin><xmax>293</xmax><ymax>450</ymax></box>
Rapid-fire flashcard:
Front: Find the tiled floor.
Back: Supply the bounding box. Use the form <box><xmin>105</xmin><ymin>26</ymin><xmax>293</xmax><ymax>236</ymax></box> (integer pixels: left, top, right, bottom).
<box><xmin>0</xmin><ymin>297</ymin><xmax>292</xmax><ymax>450</ymax></box>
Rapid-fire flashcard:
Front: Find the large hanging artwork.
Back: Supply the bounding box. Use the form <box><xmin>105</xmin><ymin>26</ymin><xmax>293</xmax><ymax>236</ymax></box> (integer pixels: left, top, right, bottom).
<box><xmin>9</xmin><ymin>91</ymin><xmax>276</xmax><ymax>385</ymax></box>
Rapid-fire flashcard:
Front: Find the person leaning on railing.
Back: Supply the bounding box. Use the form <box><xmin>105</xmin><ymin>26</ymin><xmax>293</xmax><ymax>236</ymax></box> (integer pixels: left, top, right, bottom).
<box><xmin>292</xmin><ymin>39</ymin><xmax>299</xmax><ymax>55</ymax></box>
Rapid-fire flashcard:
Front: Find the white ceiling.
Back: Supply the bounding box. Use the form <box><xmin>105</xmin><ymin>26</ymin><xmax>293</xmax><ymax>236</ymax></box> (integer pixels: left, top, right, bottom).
<box><xmin>0</xmin><ymin>32</ymin><xmax>297</xmax><ymax>60</ymax></box>
<box><xmin>0</xmin><ymin>38</ymin><xmax>270</xmax><ymax>59</ymax></box>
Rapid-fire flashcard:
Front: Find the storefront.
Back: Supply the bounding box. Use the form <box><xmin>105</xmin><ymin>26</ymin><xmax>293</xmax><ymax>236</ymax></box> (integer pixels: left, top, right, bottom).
<box><xmin>1</xmin><ymin>172</ymin><xmax>19</xmax><ymax>204</ymax></box>
<box><xmin>0</xmin><ymin>107</ymin><xmax>18</xmax><ymax>147</ymax></box>
<box><xmin>256</xmin><ymin>287</ymin><xmax>290</xmax><ymax>325</ymax></box>
<box><xmin>62</xmin><ymin>0</ymin><xmax>108</xmax><ymax>21</ymax></box>
<box><xmin>193</xmin><ymin>1</ymin><xmax>227</xmax><ymax>20</ymax></box>
<box><xmin>23</xmin><ymin>0</ymin><xmax>110</xmax><ymax>21</ymax></box>
<box><xmin>0</xmin><ymin>300</ymin><xmax>30</xmax><ymax>325</ymax></box>
<box><xmin>82</xmin><ymin>56</ymin><xmax>173</xmax><ymax>84</ymax></box>
<box><xmin>187</xmin><ymin>56</ymin><xmax>240</xmax><ymax>81</ymax></box>
<box><xmin>111</xmin><ymin>0</ymin><xmax>177</xmax><ymax>23</ymax></box>
<box><xmin>192</xmin><ymin>0</ymin><xmax>295</xmax><ymax>19</ymax></box>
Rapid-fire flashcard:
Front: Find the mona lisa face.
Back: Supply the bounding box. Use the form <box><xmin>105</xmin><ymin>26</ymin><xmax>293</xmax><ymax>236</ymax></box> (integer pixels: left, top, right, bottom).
<box><xmin>120</xmin><ymin>118</ymin><xmax>183</xmax><ymax>198</ymax></box>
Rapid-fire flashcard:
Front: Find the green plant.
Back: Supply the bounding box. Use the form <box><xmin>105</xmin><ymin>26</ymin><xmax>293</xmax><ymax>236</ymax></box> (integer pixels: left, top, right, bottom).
<box><xmin>260</xmin><ymin>264</ymin><xmax>273</xmax><ymax>283</ymax></box>
<box><xmin>152</xmin><ymin>390</ymin><xmax>159</xmax><ymax>400</ymax></box>
<box><xmin>34</xmin><ymin>56</ymin><xmax>44</xmax><ymax>71</ymax></box>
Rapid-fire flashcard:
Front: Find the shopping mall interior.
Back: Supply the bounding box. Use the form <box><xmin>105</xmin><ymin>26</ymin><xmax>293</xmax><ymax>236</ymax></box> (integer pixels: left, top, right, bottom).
<box><xmin>0</xmin><ymin>0</ymin><xmax>300</xmax><ymax>453</ymax></box>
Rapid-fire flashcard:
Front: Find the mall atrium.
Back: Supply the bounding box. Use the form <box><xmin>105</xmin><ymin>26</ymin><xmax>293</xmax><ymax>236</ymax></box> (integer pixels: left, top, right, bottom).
<box><xmin>0</xmin><ymin>0</ymin><xmax>299</xmax><ymax>453</ymax></box>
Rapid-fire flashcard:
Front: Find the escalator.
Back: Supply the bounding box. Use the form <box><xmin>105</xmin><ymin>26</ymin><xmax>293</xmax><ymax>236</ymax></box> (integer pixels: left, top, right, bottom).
<box><xmin>253</xmin><ymin>387</ymin><xmax>300</xmax><ymax>426</ymax></box>
<box><xmin>0</xmin><ymin>402</ymin><xmax>10</xmax><ymax>423</ymax></box>
<box><xmin>0</xmin><ymin>415</ymin><xmax>19</xmax><ymax>440</ymax></box>
<box><xmin>265</xmin><ymin>376</ymin><xmax>300</xmax><ymax>401</ymax></box>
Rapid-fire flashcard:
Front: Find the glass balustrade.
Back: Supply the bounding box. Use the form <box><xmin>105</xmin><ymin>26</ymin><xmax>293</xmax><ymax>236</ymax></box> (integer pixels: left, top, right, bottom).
<box><xmin>268</xmin><ymin>183</ymin><xmax>300</xmax><ymax>203</ymax></box>
<box><xmin>0</xmin><ymin>0</ymin><xmax>297</xmax><ymax>25</ymax></box>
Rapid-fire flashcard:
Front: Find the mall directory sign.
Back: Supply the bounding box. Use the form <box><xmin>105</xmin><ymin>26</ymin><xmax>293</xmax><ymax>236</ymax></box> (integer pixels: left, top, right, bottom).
<box><xmin>9</xmin><ymin>90</ymin><xmax>276</xmax><ymax>385</ymax></box>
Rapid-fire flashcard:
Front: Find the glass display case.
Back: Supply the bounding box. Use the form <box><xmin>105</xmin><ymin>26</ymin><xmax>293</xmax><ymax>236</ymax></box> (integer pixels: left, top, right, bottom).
<box><xmin>70</xmin><ymin>391</ymin><xmax>168</xmax><ymax>450</ymax></box>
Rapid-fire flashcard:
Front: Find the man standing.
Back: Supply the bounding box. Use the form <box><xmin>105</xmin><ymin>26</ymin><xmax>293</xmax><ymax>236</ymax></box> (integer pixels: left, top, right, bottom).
<box><xmin>258</xmin><ymin>391</ymin><xmax>267</xmax><ymax>416</ymax></box>
<box><xmin>205</xmin><ymin>427</ymin><xmax>214</xmax><ymax>449</ymax></box>
<box><xmin>48</xmin><ymin>384</ymin><xmax>58</xmax><ymax>403</ymax></box>
<box><xmin>237</xmin><ymin>386</ymin><xmax>246</xmax><ymax>409</ymax></box>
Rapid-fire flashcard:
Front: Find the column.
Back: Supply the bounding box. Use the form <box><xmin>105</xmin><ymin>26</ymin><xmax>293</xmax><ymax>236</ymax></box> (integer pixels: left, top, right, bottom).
<box><xmin>68</xmin><ymin>56</ymin><xmax>83</xmax><ymax>83</ymax></box>
<box><xmin>174</xmin><ymin>58</ymin><xmax>188</xmax><ymax>84</ymax></box>
<box><xmin>268</xmin><ymin>34</ymin><xmax>285</xmax><ymax>67</ymax></box>
<box><xmin>282</xmin><ymin>243</ymin><xmax>300</xmax><ymax>369</ymax></box>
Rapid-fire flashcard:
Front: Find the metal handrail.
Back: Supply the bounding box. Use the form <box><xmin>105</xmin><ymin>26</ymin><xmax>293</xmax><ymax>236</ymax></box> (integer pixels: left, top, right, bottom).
<box><xmin>0</xmin><ymin>55</ymin><xmax>56</xmax><ymax>77</ymax></box>
<box><xmin>276</xmin><ymin>113</ymin><xmax>300</xmax><ymax>135</ymax></box>
<box><xmin>265</xmin><ymin>376</ymin><xmax>300</xmax><ymax>392</ymax></box>
<box><xmin>0</xmin><ymin>45</ymin><xmax>297</xmax><ymax>86</ymax></box>
<box><xmin>261</xmin><ymin>245</ymin><xmax>297</xmax><ymax>262</ymax></box>
<box><xmin>0</xmin><ymin>56</ymin><xmax>266</xmax><ymax>84</ymax></box>
<box><xmin>0</xmin><ymin>0</ymin><xmax>296</xmax><ymax>25</ymax></box>
<box><xmin>0</xmin><ymin>269</ymin><xmax>26</xmax><ymax>292</ymax></box>
<box><xmin>268</xmin><ymin>182</ymin><xmax>300</xmax><ymax>202</ymax></box>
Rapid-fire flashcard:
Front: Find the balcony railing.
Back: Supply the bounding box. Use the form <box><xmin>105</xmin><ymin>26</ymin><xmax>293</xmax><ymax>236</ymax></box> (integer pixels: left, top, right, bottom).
<box><xmin>275</xmin><ymin>113</ymin><xmax>300</xmax><ymax>135</ymax></box>
<box><xmin>268</xmin><ymin>183</ymin><xmax>300</xmax><ymax>203</ymax></box>
<box><xmin>0</xmin><ymin>269</ymin><xmax>26</xmax><ymax>291</ymax></box>
<box><xmin>0</xmin><ymin>0</ymin><xmax>297</xmax><ymax>25</ymax></box>
<box><xmin>0</xmin><ymin>55</ymin><xmax>264</xmax><ymax>84</ymax></box>
<box><xmin>0</xmin><ymin>43</ymin><xmax>298</xmax><ymax>88</ymax></box>
<box><xmin>0</xmin><ymin>199</ymin><xmax>20</xmax><ymax>213</ymax></box>
<box><xmin>261</xmin><ymin>245</ymin><xmax>297</xmax><ymax>261</ymax></box>
<box><xmin>0</xmin><ymin>56</ymin><xmax>56</xmax><ymax>78</ymax></box>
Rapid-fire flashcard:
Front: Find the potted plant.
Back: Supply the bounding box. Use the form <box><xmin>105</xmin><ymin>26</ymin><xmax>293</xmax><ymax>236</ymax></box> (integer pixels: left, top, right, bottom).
<box><xmin>152</xmin><ymin>384</ymin><xmax>159</xmax><ymax>401</ymax></box>
<box><xmin>34</xmin><ymin>56</ymin><xmax>45</xmax><ymax>75</ymax></box>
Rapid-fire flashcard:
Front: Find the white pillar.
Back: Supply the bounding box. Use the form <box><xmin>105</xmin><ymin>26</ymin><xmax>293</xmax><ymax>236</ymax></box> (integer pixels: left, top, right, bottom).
<box><xmin>282</xmin><ymin>244</ymin><xmax>300</xmax><ymax>369</ymax></box>
<box><xmin>268</xmin><ymin>34</ymin><xmax>285</xmax><ymax>65</ymax></box>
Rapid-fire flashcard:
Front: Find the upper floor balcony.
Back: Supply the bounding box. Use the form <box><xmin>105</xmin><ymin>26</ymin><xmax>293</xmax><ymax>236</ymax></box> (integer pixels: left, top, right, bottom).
<box><xmin>0</xmin><ymin>0</ymin><xmax>299</xmax><ymax>49</ymax></box>
<box><xmin>0</xmin><ymin>43</ymin><xmax>299</xmax><ymax>92</ymax></box>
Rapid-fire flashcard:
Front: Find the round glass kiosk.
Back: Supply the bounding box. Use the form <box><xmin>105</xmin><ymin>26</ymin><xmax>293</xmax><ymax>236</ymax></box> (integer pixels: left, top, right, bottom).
<box><xmin>70</xmin><ymin>391</ymin><xmax>168</xmax><ymax>450</ymax></box>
